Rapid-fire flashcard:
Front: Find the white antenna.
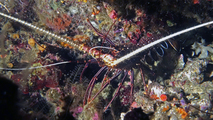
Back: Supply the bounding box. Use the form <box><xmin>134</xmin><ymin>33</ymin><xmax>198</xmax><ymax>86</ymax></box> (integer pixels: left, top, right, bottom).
<box><xmin>111</xmin><ymin>21</ymin><xmax>213</xmax><ymax>66</ymax></box>
<box><xmin>1</xmin><ymin>12</ymin><xmax>213</xmax><ymax>67</ymax></box>
<box><xmin>0</xmin><ymin>61</ymin><xmax>71</xmax><ymax>70</ymax></box>
<box><xmin>0</xmin><ymin>12</ymin><xmax>80</xmax><ymax>49</ymax></box>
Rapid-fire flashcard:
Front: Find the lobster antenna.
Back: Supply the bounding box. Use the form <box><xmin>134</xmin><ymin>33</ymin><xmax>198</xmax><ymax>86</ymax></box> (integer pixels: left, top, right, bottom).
<box><xmin>0</xmin><ymin>12</ymin><xmax>80</xmax><ymax>50</ymax></box>
<box><xmin>1</xmin><ymin>12</ymin><xmax>213</xmax><ymax>67</ymax></box>
<box><xmin>111</xmin><ymin>21</ymin><xmax>213</xmax><ymax>66</ymax></box>
<box><xmin>89</xmin><ymin>46</ymin><xmax>118</xmax><ymax>54</ymax></box>
<box><xmin>0</xmin><ymin>61</ymin><xmax>71</xmax><ymax>70</ymax></box>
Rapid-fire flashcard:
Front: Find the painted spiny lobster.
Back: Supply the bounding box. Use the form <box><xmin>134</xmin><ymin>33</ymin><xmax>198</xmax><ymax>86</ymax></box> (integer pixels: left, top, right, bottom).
<box><xmin>0</xmin><ymin>10</ymin><xmax>213</xmax><ymax>113</ymax></box>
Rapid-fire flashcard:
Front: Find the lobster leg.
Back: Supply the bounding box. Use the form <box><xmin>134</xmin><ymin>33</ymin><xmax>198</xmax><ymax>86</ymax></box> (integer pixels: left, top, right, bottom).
<box><xmin>104</xmin><ymin>70</ymin><xmax>127</xmax><ymax>112</ymax></box>
<box><xmin>140</xmin><ymin>68</ymin><xmax>148</xmax><ymax>92</ymax></box>
<box><xmin>102</xmin><ymin>20</ymin><xmax>116</xmax><ymax>46</ymax></box>
<box><xmin>80</xmin><ymin>59</ymin><xmax>97</xmax><ymax>83</ymax></box>
<box><xmin>83</xmin><ymin>66</ymin><xmax>107</xmax><ymax>106</ymax></box>
<box><xmin>88</xmin><ymin>70</ymin><xmax>122</xmax><ymax>104</ymax></box>
<box><xmin>87</xmin><ymin>66</ymin><xmax>108</xmax><ymax>102</ymax></box>
<box><xmin>101</xmin><ymin>68</ymin><xmax>111</xmax><ymax>87</ymax></box>
<box><xmin>129</xmin><ymin>69</ymin><xmax>134</xmax><ymax>103</ymax></box>
<box><xmin>80</xmin><ymin>62</ymin><xmax>89</xmax><ymax>83</ymax></box>
<box><xmin>87</xmin><ymin>18</ymin><xmax>115</xmax><ymax>46</ymax></box>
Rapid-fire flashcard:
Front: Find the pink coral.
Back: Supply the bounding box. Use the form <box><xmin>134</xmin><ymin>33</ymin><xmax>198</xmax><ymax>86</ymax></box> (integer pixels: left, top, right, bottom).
<box><xmin>71</xmin><ymin>106</ymin><xmax>83</xmax><ymax>118</ymax></box>
<box><xmin>92</xmin><ymin>113</ymin><xmax>99</xmax><ymax>120</ymax></box>
<box><xmin>46</xmin><ymin>14</ymin><xmax>72</xmax><ymax>32</ymax></box>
